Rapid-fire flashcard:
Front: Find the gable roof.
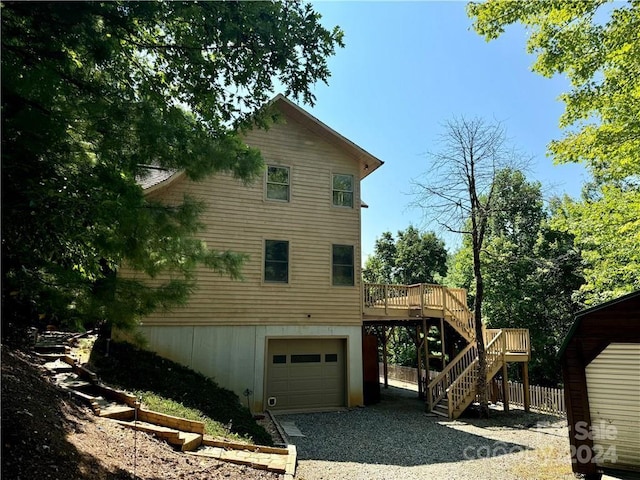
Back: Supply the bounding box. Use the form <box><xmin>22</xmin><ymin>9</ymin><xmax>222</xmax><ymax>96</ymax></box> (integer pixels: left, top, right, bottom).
<box><xmin>137</xmin><ymin>165</ymin><xmax>179</xmax><ymax>191</ymax></box>
<box><xmin>270</xmin><ymin>94</ymin><xmax>384</xmax><ymax>180</ymax></box>
<box><xmin>138</xmin><ymin>95</ymin><xmax>384</xmax><ymax>192</ymax></box>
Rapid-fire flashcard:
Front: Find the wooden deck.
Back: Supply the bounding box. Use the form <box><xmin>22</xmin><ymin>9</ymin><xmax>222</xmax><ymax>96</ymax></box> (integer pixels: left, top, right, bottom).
<box><xmin>363</xmin><ymin>283</ymin><xmax>469</xmax><ymax>318</ymax></box>
<box><xmin>362</xmin><ymin>282</ymin><xmax>532</xmax><ymax>419</ymax></box>
<box><xmin>363</xmin><ymin>283</ymin><xmax>475</xmax><ymax>342</ymax></box>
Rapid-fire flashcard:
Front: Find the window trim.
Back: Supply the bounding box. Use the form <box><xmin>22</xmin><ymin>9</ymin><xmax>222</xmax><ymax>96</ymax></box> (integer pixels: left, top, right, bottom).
<box><xmin>263</xmin><ymin>239</ymin><xmax>290</xmax><ymax>284</ymax></box>
<box><xmin>331</xmin><ymin>243</ymin><xmax>355</xmax><ymax>287</ymax></box>
<box><xmin>265</xmin><ymin>164</ymin><xmax>291</xmax><ymax>203</ymax></box>
<box><xmin>331</xmin><ymin>173</ymin><xmax>355</xmax><ymax>209</ymax></box>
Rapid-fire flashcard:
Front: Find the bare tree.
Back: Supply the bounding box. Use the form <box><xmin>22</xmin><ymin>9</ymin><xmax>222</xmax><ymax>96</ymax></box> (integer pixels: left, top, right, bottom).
<box><xmin>413</xmin><ymin>116</ymin><xmax>523</xmax><ymax>418</ymax></box>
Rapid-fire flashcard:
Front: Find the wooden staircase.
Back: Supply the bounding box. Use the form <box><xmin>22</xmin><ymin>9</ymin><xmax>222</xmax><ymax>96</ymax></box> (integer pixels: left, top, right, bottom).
<box><xmin>362</xmin><ymin>282</ymin><xmax>531</xmax><ymax>419</ymax></box>
<box><xmin>427</xmin><ymin>328</ymin><xmax>529</xmax><ymax>419</ymax></box>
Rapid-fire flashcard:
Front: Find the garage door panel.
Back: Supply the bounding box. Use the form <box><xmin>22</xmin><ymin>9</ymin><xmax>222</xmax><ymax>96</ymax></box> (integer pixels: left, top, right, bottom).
<box><xmin>266</xmin><ymin>338</ymin><xmax>346</xmax><ymax>410</ymax></box>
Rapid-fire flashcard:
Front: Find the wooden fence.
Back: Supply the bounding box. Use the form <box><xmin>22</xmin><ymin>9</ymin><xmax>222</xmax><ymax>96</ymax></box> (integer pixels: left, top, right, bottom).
<box><xmin>378</xmin><ymin>363</ymin><xmax>439</xmax><ymax>385</ymax></box>
<box><xmin>382</xmin><ymin>363</ymin><xmax>566</xmax><ymax>416</ymax></box>
<box><xmin>493</xmin><ymin>379</ymin><xmax>566</xmax><ymax>416</ymax></box>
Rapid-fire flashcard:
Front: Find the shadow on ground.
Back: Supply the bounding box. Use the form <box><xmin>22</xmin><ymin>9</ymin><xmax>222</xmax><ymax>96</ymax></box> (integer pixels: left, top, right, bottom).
<box><xmin>279</xmin><ymin>385</ymin><xmax>564</xmax><ymax>467</ymax></box>
<box><xmin>1</xmin><ymin>347</ymin><xmax>133</xmax><ymax>479</ymax></box>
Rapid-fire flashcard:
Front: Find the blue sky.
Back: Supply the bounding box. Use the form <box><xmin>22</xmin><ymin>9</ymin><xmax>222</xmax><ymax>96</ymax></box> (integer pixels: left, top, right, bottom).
<box><xmin>301</xmin><ymin>1</ymin><xmax>590</xmax><ymax>261</ymax></box>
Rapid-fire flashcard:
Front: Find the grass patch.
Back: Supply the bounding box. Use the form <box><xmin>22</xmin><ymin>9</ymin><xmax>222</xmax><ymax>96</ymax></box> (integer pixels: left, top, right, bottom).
<box><xmin>134</xmin><ymin>392</ymin><xmax>244</xmax><ymax>441</ymax></box>
<box><xmin>89</xmin><ymin>338</ymin><xmax>272</xmax><ymax>445</ymax></box>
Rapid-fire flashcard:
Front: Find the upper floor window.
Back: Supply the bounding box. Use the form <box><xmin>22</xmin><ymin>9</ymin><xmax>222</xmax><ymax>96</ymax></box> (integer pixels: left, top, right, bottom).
<box><xmin>332</xmin><ymin>174</ymin><xmax>353</xmax><ymax>208</ymax></box>
<box><xmin>332</xmin><ymin>244</ymin><xmax>354</xmax><ymax>286</ymax></box>
<box><xmin>264</xmin><ymin>240</ymin><xmax>289</xmax><ymax>283</ymax></box>
<box><xmin>266</xmin><ymin>165</ymin><xmax>290</xmax><ymax>202</ymax></box>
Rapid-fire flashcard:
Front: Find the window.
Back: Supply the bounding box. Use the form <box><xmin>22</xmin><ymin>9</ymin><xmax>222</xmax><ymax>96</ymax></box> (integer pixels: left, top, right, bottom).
<box><xmin>332</xmin><ymin>244</ymin><xmax>354</xmax><ymax>286</ymax></box>
<box><xmin>332</xmin><ymin>174</ymin><xmax>354</xmax><ymax>207</ymax></box>
<box><xmin>266</xmin><ymin>165</ymin><xmax>290</xmax><ymax>201</ymax></box>
<box><xmin>264</xmin><ymin>240</ymin><xmax>289</xmax><ymax>283</ymax></box>
<box><xmin>325</xmin><ymin>354</ymin><xmax>338</xmax><ymax>363</ymax></box>
<box><xmin>291</xmin><ymin>354</ymin><xmax>321</xmax><ymax>363</ymax></box>
<box><xmin>273</xmin><ymin>355</ymin><xmax>287</xmax><ymax>364</ymax></box>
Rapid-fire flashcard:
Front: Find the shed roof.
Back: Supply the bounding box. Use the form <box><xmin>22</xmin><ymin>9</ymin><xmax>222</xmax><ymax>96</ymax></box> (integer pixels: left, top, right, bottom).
<box><xmin>559</xmin><ymin>290</ymin><xmax>640</xmax><ymax>357</ymax></box>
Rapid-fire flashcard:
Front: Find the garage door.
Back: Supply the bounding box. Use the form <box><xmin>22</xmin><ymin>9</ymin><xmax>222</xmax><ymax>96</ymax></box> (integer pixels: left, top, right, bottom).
<box><xmin>266</xmin><ymin>338</ymin><xmax>346</xmax><ymax>411</ymax></box>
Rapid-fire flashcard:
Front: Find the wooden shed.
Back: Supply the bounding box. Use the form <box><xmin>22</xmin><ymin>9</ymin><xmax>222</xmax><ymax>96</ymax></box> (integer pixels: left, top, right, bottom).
<box><xmin>560</xmin><ymin>291</ymin><xmax>640</xmax><ymax>480</ymax></box>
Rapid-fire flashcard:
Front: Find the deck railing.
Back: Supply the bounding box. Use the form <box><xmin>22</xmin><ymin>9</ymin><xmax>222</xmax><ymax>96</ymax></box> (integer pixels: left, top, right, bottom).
<box><xmin>485</xmin><ymin>328</ymin><xmax>530</xmax><ymax>357</ymax></box>
<box><xmin>363</xmin><ymin>282</ymin><xmax>476</xmax><ymax>341</ymax></box>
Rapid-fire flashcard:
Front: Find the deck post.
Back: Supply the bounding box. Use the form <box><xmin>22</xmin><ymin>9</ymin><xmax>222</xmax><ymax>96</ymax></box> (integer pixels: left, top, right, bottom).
<box><xmin>522</xmin><ymin>362</ymin><xmax>530</xmax><ymax>412</ymax></box>
<box><xmin>422</xmin><ymin>317</ymin><xmax>429</xmax><ymax>395</ymax></box>
<box><xmin>384</xmin><ymin>284</ymin><xmax>388</xmax><ymax>315</ymax></box>
<box><xmin>382</xmin><ymin>327</ymin><xmax>389</xmax><ymax>389</ymax></box>
<box><xmin>439</xmin><ymin>318</ymin><xmax>446</xmax><ymax>369</ymax></box>
<box><xmin>501</xmin><ymin>362</ymin><xmax>510</xmax><ymax>412</ymax></box>
<box><xmin>415</xmin><ymin>325</ymin><xmax>424</xmax><ymax>399</ymax></box>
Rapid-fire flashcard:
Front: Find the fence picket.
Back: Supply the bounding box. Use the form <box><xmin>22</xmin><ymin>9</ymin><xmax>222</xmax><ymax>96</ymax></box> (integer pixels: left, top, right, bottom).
<box><xmin>380</xmin><ymin>363</ymin><xmax>566</xmax><ymax>415</ymax></box>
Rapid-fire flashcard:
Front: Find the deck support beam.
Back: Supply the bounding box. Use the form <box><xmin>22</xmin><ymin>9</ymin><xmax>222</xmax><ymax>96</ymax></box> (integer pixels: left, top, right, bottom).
<box><xmin>382</xmin><ymin>328</ymin><xmax>389</xmax><ymax>389</ymax></box>
<box><xmin>422</xmin><ymin>317</ymin><xmax>429</xmax><ymax>393</ymax></box>
<box><xmin>439</xmin><ymin>318</ymin><xmax>446</xmax><ymax>369</ymax></box>
<box><xmin>415</xmin><ymin>325</ymin><xmax>424</xmax><ymax>399</ymax></box>
<box><xmin>522</xmin><ymin>362</ymin><xmax>530</xmax><ymax>412</ymax></box>
<box><xmin>501</xmin><ymin>362</ymin><xmax>510</xmax><ymax>412</ymax></box>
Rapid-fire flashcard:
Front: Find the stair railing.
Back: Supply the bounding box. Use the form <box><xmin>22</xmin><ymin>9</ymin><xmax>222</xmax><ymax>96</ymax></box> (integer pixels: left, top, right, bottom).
<box><xmin>426</xmin><ymin>342</ymin><xmax>477</xmax><ymax>411</ymax></box>
<box><xmin>447</xmin><ymin>329</ymin><xmax>505</xmax><ymax>417</ymax></box>
<box><xmin>443</xmin><ymin>288</ymin><xmax>476</xmax><ymax>341</ymax></box>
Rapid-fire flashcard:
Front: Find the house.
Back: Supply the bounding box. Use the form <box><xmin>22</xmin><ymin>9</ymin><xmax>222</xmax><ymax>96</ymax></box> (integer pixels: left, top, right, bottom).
<box><xmin>131</xmin><ymin>95</ymin><xmax>531</xmax><ymax>418</ymax></box>
<box><xmin>131</xmin><ymin>94</ymin><xmax>383</xmax><ymax>412</ymax></box>
<box><xmin>560</xmin><ymin>291</ymin><xmax>640</xmax><ymax>479</ymax></box>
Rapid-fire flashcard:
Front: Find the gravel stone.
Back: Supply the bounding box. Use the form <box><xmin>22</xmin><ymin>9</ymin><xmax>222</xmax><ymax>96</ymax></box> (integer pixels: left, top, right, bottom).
<box><xmin>279</xmin><ymin>386</ymin><xmax>577</xmax><ymax>480</ymax></box>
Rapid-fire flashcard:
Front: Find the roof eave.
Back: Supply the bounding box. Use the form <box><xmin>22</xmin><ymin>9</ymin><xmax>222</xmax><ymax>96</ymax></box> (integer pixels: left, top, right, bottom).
<box><xmin>271</xmin><ymin>94</ymin><xmax>384</xmax><ymax>180</ymax></box>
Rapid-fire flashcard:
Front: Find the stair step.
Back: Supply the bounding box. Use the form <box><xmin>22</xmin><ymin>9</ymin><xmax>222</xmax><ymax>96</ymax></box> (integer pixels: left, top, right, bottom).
<box><xmin>432</xmin><ymin>409</ymin><xmax>449</xmax><ymax>418</ymax></box>
<box><xmin>43</xmin><ymin>359</ymin><xmax>73</xmax><ymax>373</ymax></box>
<box><xmin>179</xmin><ymin>432</ymin><xmax>203</xmax><ymax>452</ymax></box>
<box><xmin>112</xmin><ymin>419</ymin><xmax>182</xmax><ymax>445</ymax></box>
<box><xmin>99</xmin><ymin>405</ymin><xmax>136</xmax><ymax>421</ymax></box>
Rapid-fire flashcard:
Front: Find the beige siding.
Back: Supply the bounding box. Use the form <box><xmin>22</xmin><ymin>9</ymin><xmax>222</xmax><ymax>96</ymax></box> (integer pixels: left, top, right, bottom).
<box><xmin>140</xmin><ymin>114</ymin><xmax>363</xmax><ymax>327</ymax></box>
<box><xmin>585</xmin><ymin>343</ymin><xmax>640</xmax><ymax>470</ymax></box>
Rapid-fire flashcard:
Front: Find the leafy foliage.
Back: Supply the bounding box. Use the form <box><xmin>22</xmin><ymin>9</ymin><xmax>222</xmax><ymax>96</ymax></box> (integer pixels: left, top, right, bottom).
<box><xmin>363</xmin><ymin>226</ymin><xmax>448</xmax><ymax>285</ymax></box>
<box><xmin>553</xmin><ymin>186</ymin><xmax>640</xmax><ymax>305</ymax></box>
<box><xmin>468</xmin><ymin>0</ymin><xmax>640</xmax><ymax>304</ymax></box>
<box><xmin>1</xmin><ymin>1</ymin><xmax>344</xmax><ymax>336</ymax></box>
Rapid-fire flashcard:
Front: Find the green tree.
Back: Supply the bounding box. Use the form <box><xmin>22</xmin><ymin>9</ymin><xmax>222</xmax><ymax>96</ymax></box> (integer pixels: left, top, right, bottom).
<box><xmin>450</xmin><ymin>170</ymin><xmax>584</xmax><ymax>385</ymax></box>
<box><xmin>395</xmin><ymin>227</ymin><xmax>448</xmax><ymax>285</ymax></box>
<box><xmin>468</xmin><ymin>0</ymin><xmax>640</xmax><ymax>304</ymax></box>
<box><xmin>363</xmin><ymin>227</ymin><xmax>448</xmax><ymax>368</ymax></box>
<box><xmin>363</xmin><ymin>226</ymin><xmax>448</xmax><ymax>285</ymax></box>
<box><xmin>1</xmin><ymin>1</ymin><xmax>344</xmax><ymax>339</ymax></box>
<box><xmin>363</xmin><ymin>232</ymin><xmax>396</xmax><ymax>284</ymax></box>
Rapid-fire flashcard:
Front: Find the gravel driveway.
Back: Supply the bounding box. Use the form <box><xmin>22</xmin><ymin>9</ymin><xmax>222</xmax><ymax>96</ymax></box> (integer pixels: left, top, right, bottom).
<box><xmin>278</xmin><ymin>386</ymin><xmax>576</xmax><ymax>480</ymax></box>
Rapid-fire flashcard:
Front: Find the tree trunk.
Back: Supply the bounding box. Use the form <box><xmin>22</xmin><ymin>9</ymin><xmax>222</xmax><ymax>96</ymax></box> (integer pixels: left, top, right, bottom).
<box><xmin>473</xmin><ymin>244</ymin><xmax>489</xmax><ymax>418</ymax></box>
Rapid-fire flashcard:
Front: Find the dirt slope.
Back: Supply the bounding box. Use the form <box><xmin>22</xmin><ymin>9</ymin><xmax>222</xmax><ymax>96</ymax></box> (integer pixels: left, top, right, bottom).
<box><xmin>1</xmin><ymin>346</ymin><xmax>281</xmax><ymax>479</ymax></box>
